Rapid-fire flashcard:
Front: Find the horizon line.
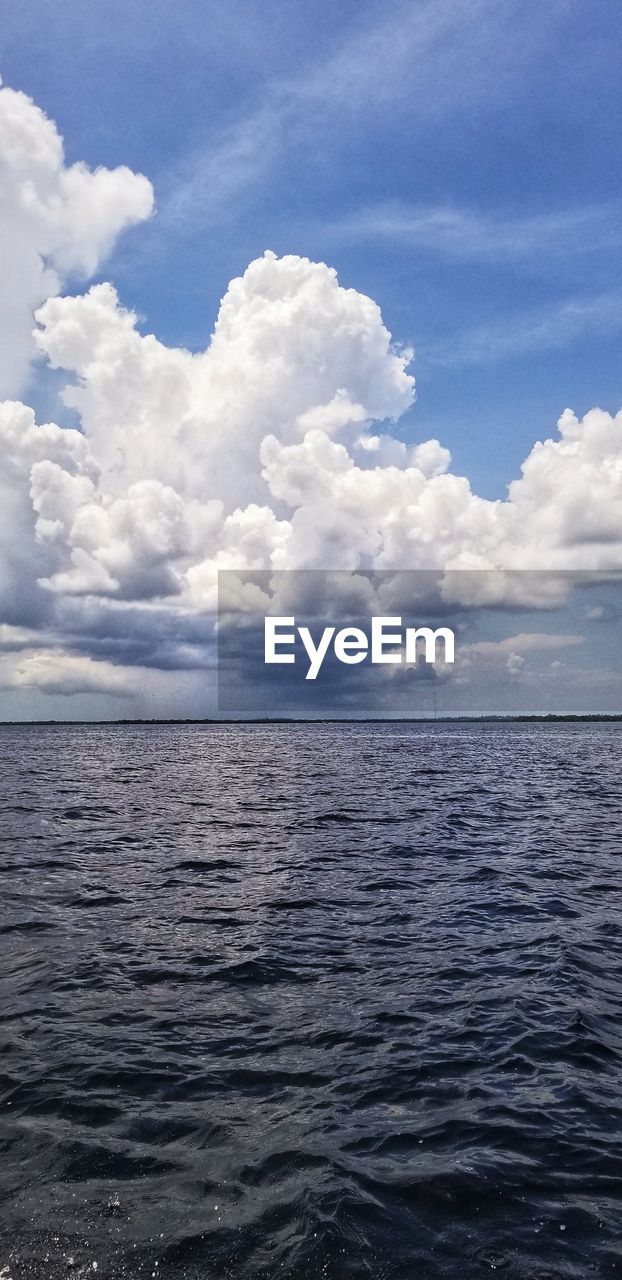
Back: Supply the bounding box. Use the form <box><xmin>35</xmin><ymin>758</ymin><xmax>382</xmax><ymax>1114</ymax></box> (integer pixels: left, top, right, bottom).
<box><xmin>0</xmin><ymin>713</ymin><xmax>620</xmax><ymax>727</ymax></box>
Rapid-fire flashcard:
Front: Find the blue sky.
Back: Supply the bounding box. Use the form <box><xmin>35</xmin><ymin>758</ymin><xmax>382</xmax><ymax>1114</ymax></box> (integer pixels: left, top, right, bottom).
<box><xmin>3</xmin><ymin>0</ymin><xmax>621</xmax><ymax>499</ymax></box>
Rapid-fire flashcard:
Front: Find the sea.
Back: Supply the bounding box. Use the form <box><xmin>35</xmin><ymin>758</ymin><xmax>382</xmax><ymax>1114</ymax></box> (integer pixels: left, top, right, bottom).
<box><xmin>0</xmin><ymin>721</ymin><xmax>621</xmax><ymax>1279</ymax></box>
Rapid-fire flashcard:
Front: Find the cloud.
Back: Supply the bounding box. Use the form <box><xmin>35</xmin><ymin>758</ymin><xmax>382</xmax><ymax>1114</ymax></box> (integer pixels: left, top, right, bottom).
<box><xmin>446</xmin><ymin>629</ymin><xmax>587</xmax><ymax>688</ymax></box>
<box><xmin>435</xmin><ymin>629</ymin><xmax>588</xmax><ymax>693</ymax></box>
<box><xmin>0</xmin><ymin>648</ymin><xmax>134</xmax><ymax>697</ymax></box>
<box><xmin>1</xmin><ymin>248</ymin><xmax>622</xmax><ymax>706</ymax></box>
<box><xmin>426</xmin><ymin>292</ymin><xmax>622</xmax><ymax>368</ymax></box>
<box><xmin>467</xmin><ymin>633</ymin><xmax>585</xmax><ymax>658</ymax></box>
<box><xmin>157</xmin><ymin>0</ymin><xmax>567</xmax><ymax>231</ymax></box>
<box><xmin>325</xmin><ymin>202</ymin><xmax>622</xmax><ymax>263</ymax></box>
<box><xmin>506</xmin><ymin>651</ymin><xmax>526</xmax><ymax>677</ymax></box>
<box><xmin>0</xmin><ymin>81</ymin><xmax>153</xmax><ymax>396</ymax></box>
<box><xmin>397</xmin><ymin>629</ymin><xmax>585</xmax><ymax>684</ymax></box>
<box><xmin>0</xmin><ymin>623</ymin><xmax>43</xmax><ymax>651</ymax></box>
<box><xmin>296</xmin><ymin>0</ymin><xmax>499</xmax><ymax>112</ymax></box>
<box><xmin>0</xmin><ymin>85</ymin><xmax>621</xmax><ymax>704</ymax></box>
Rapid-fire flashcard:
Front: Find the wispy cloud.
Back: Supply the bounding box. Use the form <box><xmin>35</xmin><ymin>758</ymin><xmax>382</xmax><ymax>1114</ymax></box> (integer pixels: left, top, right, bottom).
<box><xmin>467</xmin><ymin>633</ymin><xmax>585</xmax><ymax>658</ymax></box>
<box><xmin>161</xmin><ymin>105</ymin><xmax>281</xmax><ymax>226</ymax></box>
<box><xmin>324</xmin><ymin>201</ymin><xmax>622</xmax><ymax>261</ymax></box>
<box><xmin>295</xmin><ymin>0</ymin><xmax>496</xmax><ymax>111</ymax></box>
<box><xmin>424</xmin><ymin>291</ymin><xmax>622</xmax><ymax>368</ymax></box>
<box><xmin>156</xmin><ymin>0</ymin><xmax>568</xmax><ymax>231</ymax></box>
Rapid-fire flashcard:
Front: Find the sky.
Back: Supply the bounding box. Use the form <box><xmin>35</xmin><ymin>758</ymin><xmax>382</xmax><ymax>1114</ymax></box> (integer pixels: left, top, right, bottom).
<box><xmin>0</xmin><ymin>0</ymin><xmax>621</xmax><ymax>719</ymax></box>
<box><xmin>217</xmin><ymin>571</ymin><xmax>622</xmax><ymax>718</ymax></box>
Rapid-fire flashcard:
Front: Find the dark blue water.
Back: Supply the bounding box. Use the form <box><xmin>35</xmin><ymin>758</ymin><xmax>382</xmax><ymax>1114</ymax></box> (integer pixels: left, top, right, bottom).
<box><xmin>0</xmin><ymin>722</ymin><xmax>621</xmax><ymax>1279</ymax></box>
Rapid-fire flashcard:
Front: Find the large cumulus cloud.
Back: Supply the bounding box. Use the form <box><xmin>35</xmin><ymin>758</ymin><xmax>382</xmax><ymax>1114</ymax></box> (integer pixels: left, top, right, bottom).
<box><xmin>0</xmin><ymin>84</ymin><xmax>621</xmax><ymax>704</ymax></box>
<box><xmin>0</xmin><ymin>81</ymin><xmax>153</xmax><ymax>397</ymax></box>
<box><xmin>20</xmin><ymin>265</ymin><xmax>622</xmax><ymax>597</ymax></box>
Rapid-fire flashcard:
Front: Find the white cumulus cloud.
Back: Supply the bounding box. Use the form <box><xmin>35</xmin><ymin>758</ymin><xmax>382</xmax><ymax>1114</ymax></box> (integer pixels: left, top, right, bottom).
<box><xmin>0</xmin><ymin>81</ymin><xmax>153</xmax><ymax>397</ymax></box>
<box><xmin>0</xmin><ymin>85</ymin><xmax>621</xmax><ymax>703</ymax></box>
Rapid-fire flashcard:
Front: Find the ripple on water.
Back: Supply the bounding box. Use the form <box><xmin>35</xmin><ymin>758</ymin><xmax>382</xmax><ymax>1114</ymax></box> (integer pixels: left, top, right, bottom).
<box><xmin>0</xmin><ymin>721</ymin><xmax>621</xmax><ymax>1279</ymax></box>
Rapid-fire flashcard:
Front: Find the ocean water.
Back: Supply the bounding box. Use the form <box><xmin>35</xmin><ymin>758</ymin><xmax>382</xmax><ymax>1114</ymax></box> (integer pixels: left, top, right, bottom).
<box><xmin>0</xmin><ymin>721</ymin><xmax>621</xmax><ymax>1280</ymax></box>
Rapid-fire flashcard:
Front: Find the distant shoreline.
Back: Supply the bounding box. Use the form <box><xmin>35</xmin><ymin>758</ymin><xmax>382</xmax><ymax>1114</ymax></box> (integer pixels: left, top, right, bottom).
<box><xmin>0</xmin><ymin>715</ymin><xmax>621</xmax><ymax>727</ymax></box>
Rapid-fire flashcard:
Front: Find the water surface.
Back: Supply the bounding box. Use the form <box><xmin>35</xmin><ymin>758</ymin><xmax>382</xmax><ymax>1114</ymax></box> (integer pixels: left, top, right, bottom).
<box><xmin>0</xmin><ymin>722</ymin><xmax>621</xmax><ymax>1278</ymax></box>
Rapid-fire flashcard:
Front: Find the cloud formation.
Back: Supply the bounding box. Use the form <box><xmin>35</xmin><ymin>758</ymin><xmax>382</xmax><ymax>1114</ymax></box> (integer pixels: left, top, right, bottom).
<box><xmin>0</xmin><ymin>84</ymin><xmax>621</xmax><ymax>704</ymax></box>
<box><xmin>426</xmin><ymin>291</ymin><xmax>622</xmax><ymax>367</ymax></box>
<box><xmin>327</xmin><ymin>202</ymin><xmax>622</xmax><ymax>262</ymax></box>
<box><xmin>158</xmin><ymin>0</ymin><xmax>569</xmax><ymax>231</ymax></box>
<box><xmin>0</xmin><ymin>81</ymin><xmax>153</xmax><ymax>397</ymax></box>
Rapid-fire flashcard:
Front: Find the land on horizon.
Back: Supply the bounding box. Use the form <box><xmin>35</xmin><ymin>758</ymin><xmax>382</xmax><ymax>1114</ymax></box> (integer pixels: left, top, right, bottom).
<box><xmin>1</xmin><ymin>715</ymin><xmax>620</xmax><ymax>727</ymax></box>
